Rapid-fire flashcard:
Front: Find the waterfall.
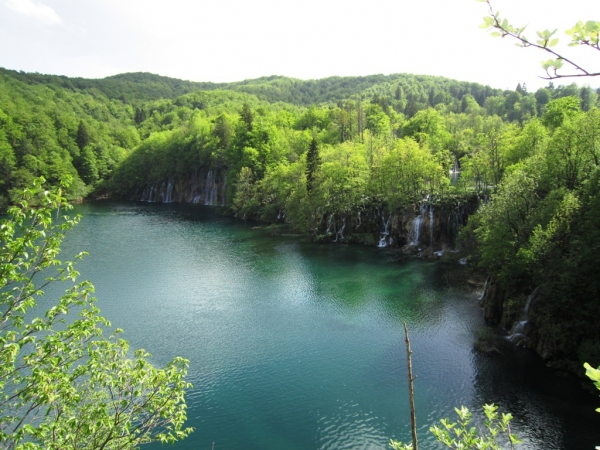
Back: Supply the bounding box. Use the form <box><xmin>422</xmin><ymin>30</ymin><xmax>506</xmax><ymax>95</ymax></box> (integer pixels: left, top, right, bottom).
<box><xmin>429</xmin><ymin>206</ymin><xmax>434</xmax><ymax>247</ymax></box>
<box><xmin>378</xmin><ymin>214</ymin><xmax>391</xmax><ymax>248</ymax></box>
<box><xmin>334</xmin><ymin>217</ymin><xmax>346</xmax><ymax>242</ymax></box>
<box><xmin>509</xmin><ymin>287</ymin><xmax>540</xmax><ymax>346</ymax></box>
<box><xmin>211</xmin><ymin>171</ymin><xmax>218</xmax><ymax>205</ymax></box>
<box><xmin>143</xmin><ymin>183</ymin><xmax>157</xmax><ymax>202</ymax></box>
<box><xmin>140</xmin><ymin>186</ymin><xmax>148</xmax><ymax>202</ymax></box>
<box><xmin>326</xmin><ymin>214</ymin><xmax>334</xmax><ymax>234</ymax></box>
<box><xmin>159</xmin><ymin>181</ymin><xmax>166</xmax><ymax>202</ymax></box>
<box><xmin>221</xmin><ymin>174</ymin><xmax>227</xmax><ymax>206</ymax></box>
<box><xmin>356</xmin><ymin>211</ymin><xmax>362</xmax><ymax>230</ymax></box>
<box><xmin>450</xmin><ymin>157</ymin><xmax>460</xmax><ymax>174</ymax></box>
<box><xmin>478</xmin><ymin>277</ymin><xmax>489</xmax><ymax>301</ymax></box>
<box><xmin>409</xmin><ymin>216</ymin><xmax>422</xmax><ymax>246</ymax></box>
<box><xmin>409</xmin><ymin>203</ymin><xmax>427</xmax><ymax>246</ymax></box>
<box><xmin>164</xmin><ymin>178</ymin><xmax>174</xmax><ymax>203</ymax></box>
<box><xmin>204</xmin><ymin>171</ymin><xmax>216</xmax><ymax>206</ymax></box>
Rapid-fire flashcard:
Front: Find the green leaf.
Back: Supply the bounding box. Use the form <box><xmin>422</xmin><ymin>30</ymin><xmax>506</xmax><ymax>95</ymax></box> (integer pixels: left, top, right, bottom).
<box><xmin>584</xmin><ymin>362</ymin><xmax>600</xmax><ymax>382</ymax></box>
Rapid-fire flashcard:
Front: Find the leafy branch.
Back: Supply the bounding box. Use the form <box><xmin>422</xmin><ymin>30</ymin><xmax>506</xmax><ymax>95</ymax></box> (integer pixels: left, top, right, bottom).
<box><xmin>0</xmin><ymin>178</ymin><xmax>192</xmax><ymax>449</ymax></box>
<box><xmin>478</xmin><ymin>0</ymin><xmax>600</xmax><ymax>79</ymax></box>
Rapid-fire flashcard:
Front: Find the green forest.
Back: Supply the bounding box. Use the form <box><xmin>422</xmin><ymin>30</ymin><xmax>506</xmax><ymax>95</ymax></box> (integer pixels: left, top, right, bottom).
<box><xmin>1</xmin><ymin>66</ymin><xmax>600</xmax><ymax>375</ymax></box>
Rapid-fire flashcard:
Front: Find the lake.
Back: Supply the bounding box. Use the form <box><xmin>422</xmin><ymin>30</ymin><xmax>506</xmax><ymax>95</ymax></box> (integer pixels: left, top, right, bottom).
<box><xmin>52</xmin><ymin>201</ymin><xmax>599</xmax><ymax>449</ymax></box>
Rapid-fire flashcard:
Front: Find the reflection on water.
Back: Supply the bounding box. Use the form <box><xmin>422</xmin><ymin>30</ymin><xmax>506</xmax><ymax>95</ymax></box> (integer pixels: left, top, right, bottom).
<box><xmin>48</xmin><ymin>201</ymin><xmax>600</xmax><ymax>449</ymax></box>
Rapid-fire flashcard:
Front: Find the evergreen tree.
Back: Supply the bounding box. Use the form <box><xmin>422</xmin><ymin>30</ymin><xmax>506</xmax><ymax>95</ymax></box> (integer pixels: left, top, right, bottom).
<box><xmin>240</xmin><ymin>102</ymin><xmax>254</xmax><ymax>132</ymax></box>
<box><xmin>306</xmin><ymin>135</ymin><xmax>320</xmax><ymax>194</ymax></box>
<box><xmin>76</xmin><ymin>120</ymin><xmax>90</xmax><ymax>151</ymax></box>
<box><xmin>134</xmin><ymin>106</ymin><xmax>147</xmax><ymax>125</ymax></box>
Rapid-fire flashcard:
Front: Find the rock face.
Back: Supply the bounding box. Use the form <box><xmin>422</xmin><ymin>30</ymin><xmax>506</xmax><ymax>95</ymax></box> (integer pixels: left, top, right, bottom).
<box><xmin>132</xmin><ymin>169</ymin><xmax>227</xmax><ymax>206</ymax></box>
<box><xmin>329</xmin><ymin>196</ymin><xmax>480</xmax><ymax>254</ymax></box>
<box><xmin>130</xmin><ymin>169</ymin><xmax>481</xmax><ymax>255</ymax></box>
<box><xmin>479</xmin><ymin>279</ymin><xmax>561</xmax><ymax>360</ymax></box>
<box><xmin>480</xmin><ymin>277</ymin><xmax>505</xmax><ymax>325</ymax></box>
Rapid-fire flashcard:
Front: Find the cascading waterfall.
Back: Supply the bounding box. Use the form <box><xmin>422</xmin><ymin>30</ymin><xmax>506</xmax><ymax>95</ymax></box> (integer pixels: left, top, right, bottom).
<box><xmin>221</xmin><ymin>174</ymin><xmax>227</xmax><ymax>206</ymax></box>
<box><xmin>450</xmin><ymin>157</ymin><xmax>460</xmax><ymax>185</ymax></box>
<box><xmin>326</xmin><ymin>214</ymin><xmax>334</xmax><ymax>234</ymax></box>
<box><xmin>509</xmin><ymin>286</ymin><xmax>540</xmax><ymax>346</ymax></box>
<box><xmin>334</xmin><ymin>217</ymin><xmax>346</xmax><ymax>242</ymax></box>
<box><xmin>211</xmin><ymin>173</ymin><xmax>218</xmax><ymax>205</ymax></box>
<box><xmin>409</xmin><ymin>215</ymin><xmax>422</xmax><ymax>246</ymax></box>
<box><xmin>479</xmin><ymin>277</ymin><xmax>489</xmax><ymax>301</ymax></box>
<box><xmin>451</xmin><ymin>157</ymin><xmax>460</xmax><ymax>174</ymax></box>
<box><xmin>136</xmin><ymin>169</ymin><xmax>227</xmax><ymax>205</ymax></box>
<box><xmin>356</xmin><ymin>211</ymin><xmax>362</xmax><ymax>230</ymax></box>
<box><xmin>378</xmin><ymin>213</ymin><xmax>391</xmax><ymax>248</ymax></box>
<box><xmin>429</xmin><ymin>205</ymin><xmax>434</xmax><ymax>247</ymax></box>
<box><xmin>139</xmin><ymin>186</ymin><xmax>148</xmax><ymax>202</ymax></box>
<box><xmin>204</xmin><ymin>171</ymin><xmax>218</xmax><ymax>206</ymax></box>
<box><xmin>164</xmin><ymin>178</ymin><xmax>174</xmax><ymax>203</ymax></box>
<box><xmin>146</xmin><ymin>178</ymin><xmax>175</xmax><ymax>203</ymax></box>
<box><xmin>142</xmin><ymin>184</ymin><xmax>156</xmax><ymax>202</ymax></box>
<box><xmin>409</xmin><ymin>203</ymin><xmax>427</xmax><ymax>246</ymax></box>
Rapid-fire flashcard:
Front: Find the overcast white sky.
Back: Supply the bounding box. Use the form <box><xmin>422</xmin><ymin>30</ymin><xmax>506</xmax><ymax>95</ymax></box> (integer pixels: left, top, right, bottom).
<box><xmin>1</xmin><ymin>0</ymin><xmax>598</xmax><ymax>91</ymax></box>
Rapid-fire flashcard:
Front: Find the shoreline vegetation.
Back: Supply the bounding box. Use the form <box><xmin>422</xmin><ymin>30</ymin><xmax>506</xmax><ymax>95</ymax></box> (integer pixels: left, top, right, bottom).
<box><xmin>1</xmin><ymin>67</ymin><xmax>600</xmax><ymax>380</ymax></box>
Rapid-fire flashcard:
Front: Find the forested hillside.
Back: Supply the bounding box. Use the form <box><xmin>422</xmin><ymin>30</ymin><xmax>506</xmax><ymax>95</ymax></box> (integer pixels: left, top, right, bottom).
<box><xmin>1</xmin><ymin>67</ymin><xmax>599</xmax><ymax>373</ymax></box>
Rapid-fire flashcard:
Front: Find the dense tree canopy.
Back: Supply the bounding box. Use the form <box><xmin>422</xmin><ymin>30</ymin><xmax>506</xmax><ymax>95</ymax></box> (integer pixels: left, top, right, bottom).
<box><xmin>2</xmin><ymin>66</ymin><xmax>600</xmax><ymax>372</ymax></box>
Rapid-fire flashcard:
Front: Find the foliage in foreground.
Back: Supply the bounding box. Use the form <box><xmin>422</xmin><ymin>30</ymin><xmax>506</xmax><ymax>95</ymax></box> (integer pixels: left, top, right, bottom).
<box><xmin>585</xmin><ymin>362</ymin><xmax>600</xmax><ymax>413</ymax></box>
<box><xmin>0</xmin><ymin>178</ymin><xmax>192</xmax><ymax>449</ymax></box>
<box><xmin>388</xmin><ymin>362</ymin><xmax>600</xmax><ymax>449</ymax></box>
<box><xmin>389</xmin><ymin>404</ymin><xmax>519</xmax><ymax>450</ymax></box>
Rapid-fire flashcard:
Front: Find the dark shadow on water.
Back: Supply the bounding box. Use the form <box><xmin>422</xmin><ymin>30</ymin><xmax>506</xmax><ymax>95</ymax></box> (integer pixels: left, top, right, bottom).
<box><xmin>472</xmin><ymin>336</ymin><xmax>600</xmax><ymax>449</ymax></box>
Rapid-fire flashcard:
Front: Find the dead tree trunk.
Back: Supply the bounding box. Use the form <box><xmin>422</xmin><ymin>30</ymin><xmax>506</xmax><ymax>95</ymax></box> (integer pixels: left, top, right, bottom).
<box><xmin>403</xmin><ymin>321</ymin><xmax>418</xmax><ymax>450</ymax></box>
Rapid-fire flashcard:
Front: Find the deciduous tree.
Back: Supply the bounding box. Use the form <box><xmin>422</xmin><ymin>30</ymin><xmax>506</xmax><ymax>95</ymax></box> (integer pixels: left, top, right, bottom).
<box><xmin>0</xmin><ymin>178</ymin><xmax>192</xmax><ymax>449</ymax></box>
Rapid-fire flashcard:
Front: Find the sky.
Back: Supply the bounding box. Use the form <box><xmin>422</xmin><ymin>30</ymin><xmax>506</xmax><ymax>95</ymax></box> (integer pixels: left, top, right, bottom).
<box><xmin>0</xmin><ymin>0</ymin><xmax>598</xmax><ymax>91</ymax></box>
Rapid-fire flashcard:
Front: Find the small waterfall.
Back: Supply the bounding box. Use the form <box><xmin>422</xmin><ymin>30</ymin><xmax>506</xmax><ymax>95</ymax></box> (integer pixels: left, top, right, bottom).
<box><xmin>378</xmin><ymin>214</ymin><xmax>391</xmax><ymax>248</ymax></box>
<box><xmin>409</xmin><ymin>203</ymin><xmax>427</xmax><ymax>246</ymax></box>
<box><xmin>479</xmin><ymin>277</ymin><xmax>489</xmax><ymax>301</ymax></box>
<box><xmin>356</xmin><ymin>211</ymin><xmax>362</xmax><ymax>230</ymax></box>
<box><xmin>326</xmin><ymin>214</ymin><xmax>334</xmax><ymax>234</ymax></box>
<box><xmin>164</xmin><ymin>178</ymin><xmax>174</xmax><ymax>203</ymax></box>
<box><xmin>211</xmin><ymin>172</ymin><xmax>218</xmax><ymax>205</ymax></box>
<box><xmin>334</xmin><ymin>217</ymin><xmax>346</xmax><ymax>242</ymax></box>
<box><xmin>450</xmin><ymin>157</ymin><xmax>460</xmax><ymax>185</ymax></box>
<box><xmin>451</xmin><ymin>158</ymin><xmax>460</xmax><ymax>174</ymax></box>
<box><xmin>409</xmin><ymin>216</ymin><xmax>422</xmax><ymax>246</ymax></box>
<box><xmin>204</xmin><ymin>171</ymin><xmax>217</xmax><ymax>206</ymax></box>
<box><xmin>509</xmin><ymin>287</ymin><xmax>540</xmax><ymax>346</ymax></box>
<box><xmin>221</xmin><ymin>174</ymin><xmax>227</xmax><ymax>206</ymax></box>
<box><xmin>192</xmin><ymin>195</ymin><xmax>201</xmax><ymax>204</ymax></box>
<box><xmin>143</xmin><ymin>183</ymin><xmax>157</xmax><ymax>202</ymax></box>
<box><xmin>429</xmin><ymin>206</ymin><xmax>434</xmax><ymax>247</ymax></box>
<box><xmin>158</xmin><ymin>181</ymin><xmax>166</xmax><ymax>202</ymax></box>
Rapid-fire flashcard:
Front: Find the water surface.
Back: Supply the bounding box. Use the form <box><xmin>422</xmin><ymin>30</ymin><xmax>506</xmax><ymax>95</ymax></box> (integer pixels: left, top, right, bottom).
<box><xmin>52</xmin><ymin>202</ymin><xmax>599</xmax><ymax>449</ymax></box>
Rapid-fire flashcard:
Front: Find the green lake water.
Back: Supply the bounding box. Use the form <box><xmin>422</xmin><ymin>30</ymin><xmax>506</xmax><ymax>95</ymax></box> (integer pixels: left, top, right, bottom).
<box><xmin>50</xmin><ymin>201</ymin><xmax>599</xmax><ymax>449</ymax></box>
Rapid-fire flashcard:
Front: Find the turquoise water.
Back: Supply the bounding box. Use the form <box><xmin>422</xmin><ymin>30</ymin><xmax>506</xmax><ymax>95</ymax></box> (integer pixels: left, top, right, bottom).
<box><xmin>53</xmin><ymin>201</ymin><xmax>598</xmax><ymax>449</ymax></box>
